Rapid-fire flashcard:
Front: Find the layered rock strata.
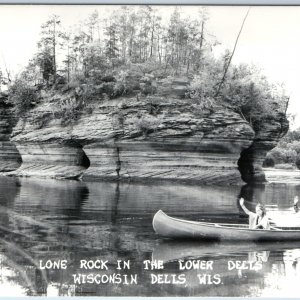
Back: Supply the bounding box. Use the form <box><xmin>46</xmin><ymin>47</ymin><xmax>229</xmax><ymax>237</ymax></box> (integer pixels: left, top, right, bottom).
<box><xmin>8</xmin><ymin>67</ymin><xmax>289</xmax><ymax>184</ymax></box>
<box><xmin>83</xmin><ymin>140</ymin><xmax>252</xmax><ymax>184</ymax></box>
<box><xmin>11</xmin><ymin>93</ymin><xmax>255</xmax><ymax>183</ymax></box>
<box><xmin>13</xmin><ymin>144</ymin><xmax>89</xmax><ymax>179</ymax></box>
<box><xmin>0</xmin><ymin>93</ymin><xmax>21</xmax><ymax>171</ymax></box>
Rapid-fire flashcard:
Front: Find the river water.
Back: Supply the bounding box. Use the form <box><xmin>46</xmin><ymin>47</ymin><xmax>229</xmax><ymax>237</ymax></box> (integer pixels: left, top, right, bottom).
<box><xmin>0</xmin><ymin>175</ymin><xmax>300</xmax><ymax>297</ymax></box>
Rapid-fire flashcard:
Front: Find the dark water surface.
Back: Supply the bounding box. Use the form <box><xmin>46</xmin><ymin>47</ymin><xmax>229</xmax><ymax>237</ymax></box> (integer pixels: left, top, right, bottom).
<box><xmin>0</xmin><ymin>175</ymin><xmax>300</xmax><ymax>297</ymax></box>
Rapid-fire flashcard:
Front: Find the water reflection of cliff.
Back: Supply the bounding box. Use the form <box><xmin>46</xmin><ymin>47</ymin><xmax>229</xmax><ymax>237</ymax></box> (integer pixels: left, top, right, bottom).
<box><xmin>0</xmin><ymin>177</ymin><xmax>87</xmax><ymax>295</ymax></box>
<box><xmin>1</xmin><ymin>178</ymin><xmax>300</xmax><ymax>296</ymax></box>
<box><xmin>0</xmin><ymin>178</ymin><xmax>153</xmax><ymax>296</ymax></box>
<box><xmin>239</xmin><ymin>183</ymin><xmax>300</xmax><ymax>208</ymax></box>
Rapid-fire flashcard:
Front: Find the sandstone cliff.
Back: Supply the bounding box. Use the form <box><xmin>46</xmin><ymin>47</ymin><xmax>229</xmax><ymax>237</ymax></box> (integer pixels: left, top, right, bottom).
<box><xmin>9</xmin><ymin>91</ymin><xmax>250</xmax><ymax>183</ymax></box>
<box><xmin>0</xmin><ymin>92</ymin><xmax>21</xmax><ymax>172</ymax></box>
<box><xmin>2</xmin><ymin>77</ymin><xmax>288</xmax><ymax>184</ymax></box>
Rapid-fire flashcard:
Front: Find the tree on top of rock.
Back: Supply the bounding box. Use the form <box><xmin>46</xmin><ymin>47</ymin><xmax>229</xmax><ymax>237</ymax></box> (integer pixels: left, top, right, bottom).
<box><xmin>85</xmin><ymin>10</ymin><xmax>101</xmax><ymax>44</ymax></box>
<box><xmin>105</xmin><ymin>21</ymin><xmax>120</xmax><ymax>68</ymax></box>
<box><xmin>37</xmin><ymin>14</ymin><xmax>63</xmax><ymax>85</ymax></box>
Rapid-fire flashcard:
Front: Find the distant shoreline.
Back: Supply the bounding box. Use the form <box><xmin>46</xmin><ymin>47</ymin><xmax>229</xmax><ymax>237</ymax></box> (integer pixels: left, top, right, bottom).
<box><xmin>264</xmin><ymin>168</ymin><xmax>300</xmax><ymax>184</ymax></box>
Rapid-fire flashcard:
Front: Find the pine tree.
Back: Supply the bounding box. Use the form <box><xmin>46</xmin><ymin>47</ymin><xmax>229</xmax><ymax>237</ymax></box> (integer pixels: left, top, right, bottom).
<box><xmin>105</xmin><ymin>22</ymin><xmax>119</xmax><ymax>68</ymax></box>
<box><xmin>85</xmin><ymin>10</ymin><xmax>100</xmax><ymax>43</ymax></box>
<box><xmin>37</xmin><ymin>14</ymin><xmax>63</xmax><ymax>84</ymax></box>
<box><xmin>60</xmin><ymin>31</ymin><xmax>74</xmax><ymax>83</ymax></box>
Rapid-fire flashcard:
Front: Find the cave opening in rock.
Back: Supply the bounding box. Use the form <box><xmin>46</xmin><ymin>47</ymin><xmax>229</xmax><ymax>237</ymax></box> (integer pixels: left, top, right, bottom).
<box><xmin>81</xmin><ymin>150</ymin><xmax>91</xmax><ymax>169</ymax></box>
<box><xmin>238</xmin><ymin>145</ymin><xmax>267</xmax><ymax>184</ymax></box>
<box><xmin>238</xmin><ymin>147</ymin><xmax>254</xmax><ymax>184</ymax></box>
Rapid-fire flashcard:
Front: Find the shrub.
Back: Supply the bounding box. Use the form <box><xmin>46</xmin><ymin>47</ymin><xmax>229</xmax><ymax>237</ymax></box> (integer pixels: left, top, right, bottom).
<box><xmin>101</xmin><ymin>75</ymin><xmax>116</xmax><ymax>82</ymax></box>
<box><xmin>263</xmin><ymin>154</ymin><xmax>275</xmax><ymax>168</ymax></box>
<box><xmin>8</xmin><ymin>79</ymin><xmax>38</xmax><ymax>116</ymax></box>
<box><xmin>60</xmin><ymin>106</ymin><xmax>81</xmax><ymax>126</ymax></box>
<box><xmin>285</xmin><ymin>149</ymin><xmax>297</xmax><ymax>163</ymax></box>
<box><xmin>55</xmin><ymin>75</ymin><xmax>66</xmax><ymax>85</ymax></box>
<box><xmin>137</xmin><ymin>115</ymin><xmax>160</xmax><ymax>136</ymax></box>
<box><xmin>290</xmin><ymin>141</ymin><xmax>300</xmax><ymax>154</ymax></box>
<box><xmin>99</xmin><ymin>82</ymin><xmax>115</xmax><ymax>97</ymax></box>
<box><xmin>268</xmin><ymin>147</ymin><xmax>297</xmax><ymax>165</ymax></box>
<box><xmin>51</xmin><ymin>95</ymin><xmax>84</xmax><ymax>126</ymax></box>
<box><xmin>68</xmin><ymin>73</ymin><xmax>86</xmax><ymax>88</ymax></box>
<box><xmin>188</xmin><ymin>73</ymin><xmax>218</xmax><ymax>102</ymax></box>
<box><xmin>140</xmin><ymin>83</ymin><xmax>156</xmax><ymax>95</ymax></box>
<box><xmin>269</xmin><ymin>148</ymin><xmax>285</xmax><ymax>164</ymax></box>
<box><xmin>113</xmin><ymin>82</ymin><xmax>126</xmax><ymax>97</ymax></box>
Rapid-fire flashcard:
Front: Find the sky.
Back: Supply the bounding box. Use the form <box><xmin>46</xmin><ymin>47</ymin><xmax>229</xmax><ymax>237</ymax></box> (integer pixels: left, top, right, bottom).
<box><xmin>0</xmin><ymin>5</ymin><xmax>299</xmax><ymax>129</ymax></box>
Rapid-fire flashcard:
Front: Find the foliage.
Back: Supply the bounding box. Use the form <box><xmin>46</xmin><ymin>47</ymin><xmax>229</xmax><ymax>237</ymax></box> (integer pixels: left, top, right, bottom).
<box><xmin>36</xmin><ymin>50</ymin><xmax>55</xmax><ymax>84</ymax></box>
<box><xmin>0</xmin><ymin>67</ymin><xmax>12</xmax><ymax>89</ymax></box>
<box><xmin>264</xmin><ymin>127</ymin><xmax>300</xmax><ymax>169</ymax></box>
<box><xmin>37</xmin><ymin>14</ymin><xmax>62</xmax><ymax>85</ymax></box>
<box><xmin>187</xmin><ymin>61</ymin><xmax>288</xmax><ymax>132</ymax></box>
<box><xmin>60</xmin><ymin>105</ymin><xmax>82</xmax><ymax>126</ymax></box>
<box><xmin>20</xmin><ymin>7</ymin><xmax>217</xmax><ymax>89</ymax></box>
<box><xmin>290</xmin><ymin>141</ymin><xmax>300</xmax><ymax>153</ymax></box>
<box><xmin>263</xmin><ymin>154</ymin><xmax>275</xmax><ymax>168</ymax></box>
<box><xmin>8</xmin><ymin>79</ymin><xmax>38</xmax><ymax>115</ymax></box>
<box><xmin>136</xmin><ymin>115</ymin><xmax>160</xmax><ymax>136</ymax></box>
<box><xmin>268</xmin><ymin>148</ymin><xmax>297</xmax><ymax>164</ymax></box>
<box><xmin>186</xmin><ymin>56</ymin><xmax>221</xmax><ymax>110</ymax></box>
<box><xmin>8</xmin><ymin>6</ymin><xmax>290</xmax><ymax>129</ymax></box>
<box><xmin>83</xmin><ymin>49</ymin><xmax>111</xmax><ymax>81</ymax></box>
<box><xmin>105</xmin><ymin>22</ymin><xmax>120</xmax><ymax>64</ymax></box>
<box><xmin>283</xmin><ymin>130</ymin><xmax>300</xmax><ymax>143</ymax></box>
<box><xmin>51</xmin><ymin>95</ymin><xmax>84</xmax><ymax>126</ymax></box>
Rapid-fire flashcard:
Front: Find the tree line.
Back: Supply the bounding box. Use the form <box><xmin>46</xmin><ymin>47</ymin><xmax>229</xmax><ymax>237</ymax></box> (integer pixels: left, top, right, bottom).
<box><xmin>13</xmin><ymin>6</ymin><xmax>215</xmax><ymax>86</ymax></box>
<box><xmin>1</xmin><ymin>6</ymin><xmax>289</xmax><ymax>135</ymax></box>
<box><xmin>264</xmin><ymin>128</ymin><xmax>300</xmax><ymax>170</ymax></box>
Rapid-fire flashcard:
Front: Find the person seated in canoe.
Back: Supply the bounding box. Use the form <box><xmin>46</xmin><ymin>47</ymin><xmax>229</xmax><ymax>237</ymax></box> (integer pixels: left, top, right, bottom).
<box><xmin>239</xmin><ymin>198</ymin><xmax>271</xmax><ymax>230</ymax></box>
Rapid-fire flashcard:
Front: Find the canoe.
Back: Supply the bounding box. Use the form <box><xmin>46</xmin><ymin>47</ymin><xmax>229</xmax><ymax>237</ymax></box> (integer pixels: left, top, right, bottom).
<box><xmin>152</xmin><ymin>210</ymin><xmax>300</xmax><ymax>241</ymax></box>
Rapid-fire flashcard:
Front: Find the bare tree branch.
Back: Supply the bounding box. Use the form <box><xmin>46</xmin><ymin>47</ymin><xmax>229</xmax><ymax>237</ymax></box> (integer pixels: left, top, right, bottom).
<box><xmin>1</xmin><ymin>52</ymin><xmax>12</xmax><ymax>84</ymax></box>
<box><xmin>214</xmin><ymin>7</ymin><xmax>251</xmax><ymax>98</ymax></box>
<box><xmin>284</xmin><ymin>96</ymin><xmax>290</xmax><ymax>117</ymax></box>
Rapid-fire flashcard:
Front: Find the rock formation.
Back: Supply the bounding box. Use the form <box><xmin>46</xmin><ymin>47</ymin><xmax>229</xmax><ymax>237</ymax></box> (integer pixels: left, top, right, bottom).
<box><xmin>0</xmin><ymin>92</ymin><xmax>21</xmax><ymax>172</ymax></box>
<box><xmin>3</xmin><ymin>77</ymin><xmax>288</xmax><ymax>184</ymax></box>
<box><xmin>238</xmin><ymin>104</ymin><xmax>289</xmax><ymax>183</ymax></box>
<box><xmin>81</xmin><ymin>98</ymin><xmax>255</xmax><ymax>184</ymax></box>
<box><xmin>10</xmin><ymin>88</ymin><xmax>256</xmax><ymax>184</ymax></box>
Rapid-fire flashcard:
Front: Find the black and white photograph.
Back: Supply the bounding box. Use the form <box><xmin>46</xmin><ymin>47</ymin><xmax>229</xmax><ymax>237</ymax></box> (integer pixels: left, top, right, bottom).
<box><xmin>1</xmin><ymin>3</ymin><xmax>300</xmax><ymax>297</ymax></box>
